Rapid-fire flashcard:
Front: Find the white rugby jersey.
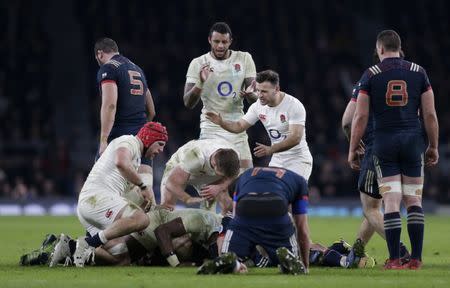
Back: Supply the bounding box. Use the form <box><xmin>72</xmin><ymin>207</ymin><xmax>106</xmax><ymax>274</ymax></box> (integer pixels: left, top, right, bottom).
<box><xmin>186</xmin><ymin>50</ymin><xmax>256</xmax><ymax>136</ymax></box>
<box><xmin>242</xmin><ymin>93</ymin><xmax>311</xmax><ymax>159</ymax></box>
<box><xmin>81</xmin><ymin>135</ymin><xmax>141</xmax><ymax>196</ymax></box>
<box><xmin>163</xmin><ymin>139</ymin><xmax>238</xmax><ymax>190</ymax></box>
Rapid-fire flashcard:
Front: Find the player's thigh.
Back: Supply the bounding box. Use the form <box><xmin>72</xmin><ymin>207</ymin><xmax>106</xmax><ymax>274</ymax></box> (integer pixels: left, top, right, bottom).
<box><xmin>399</xmin><ymin>133</ymin><xmax>425</xmax><ymax>178</ymax></box>
<box><xmin>221</xmin><ymin>229</ymin><xmax>254</xmax><ymax>260</ymax></box>
<box><xmin>373</xmin><ymin>135</ymin><xmax>401</xmax><ymax>178</ymax></box>
<box><xmin>261</xmin><ymin>233</ymin><xmax>298</xmax><ymax>265</ymax></box>
<box><xmin>77</xmin><ymin>191</ymin><xmax>129</xmax><ymax>231</ymax></box>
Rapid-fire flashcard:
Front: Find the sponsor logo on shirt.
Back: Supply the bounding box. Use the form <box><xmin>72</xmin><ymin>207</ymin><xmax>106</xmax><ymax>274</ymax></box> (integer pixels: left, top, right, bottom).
<box><xmin>259</xmin><ymin>114</ymin><xmax>266</xmax><ymax>121</ymax></box>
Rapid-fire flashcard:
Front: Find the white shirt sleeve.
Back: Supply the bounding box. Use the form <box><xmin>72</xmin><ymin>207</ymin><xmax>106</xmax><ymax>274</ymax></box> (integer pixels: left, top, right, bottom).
<box><xmin>178</xmin><ymin>147</ymin><xmax>205</xmax><ymax>174</ymax></box>
<box><xmin>244</xmin><ymin>52</ymin><xmax>256</xmax><ymax>78</ymax></box>
<box><xmin>186</xmin><ymin>58</ymin><xmax>200</xmax><ymax>83</ymax></box>
<box><xmin>289</xmin><ymin>99</ymin><xmax>306</xmax><ymax>126</ymax></box>
<box><xmin>114</xmin><ymin>137</ymin><xmax>140</xmax><ymax>159</ymax></box>
<box><xmin>242</xmin><ymin>102</ymin><xmax>260</xmax><ymax>125</ymax></box>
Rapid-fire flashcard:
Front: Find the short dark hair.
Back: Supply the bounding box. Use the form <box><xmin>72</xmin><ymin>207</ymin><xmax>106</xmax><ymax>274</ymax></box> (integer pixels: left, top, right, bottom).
<box><xmin>376</xmin><ymin>30</ymin><xmax>401</xmax><ymax>52</ymax></box>
<box><xmin>214</xmin><ymin>149</ymin><xmax>240</xmax><ymax>178</ymax></box>
<box><xmin>256</xmin><ymin>70</ymin><xmax>280</xmax><ymax>86</ymax></box>
<box><xmin>209</xmin><ymin>22</ymin><xmax>232</xmax><ymax>38</ymax></box>
<box><xmin>94</xmin><ymin>38</ymin><xmax>119</xmax><ymax>54</ymax></box>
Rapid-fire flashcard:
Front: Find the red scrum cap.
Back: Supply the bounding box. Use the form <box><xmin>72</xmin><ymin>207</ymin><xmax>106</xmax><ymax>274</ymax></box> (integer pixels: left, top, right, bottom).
<box><xmin>137</xmin><ymin>122</ymin><xmax>168</xmax><ymax>148</ymax></box>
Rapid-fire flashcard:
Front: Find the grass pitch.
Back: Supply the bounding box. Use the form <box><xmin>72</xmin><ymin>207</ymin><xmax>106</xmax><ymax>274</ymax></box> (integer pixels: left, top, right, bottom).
<box><xmin>0</xmin><ymin>216</ymin><xmax>449</xmax><ymax>288</ymax></box>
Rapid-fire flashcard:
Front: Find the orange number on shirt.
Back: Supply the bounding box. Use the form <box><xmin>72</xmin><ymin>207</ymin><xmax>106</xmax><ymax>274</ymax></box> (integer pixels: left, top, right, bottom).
<box><xmin>251</xmin><ymin>167</ymin><xmax>286</xmax><ymax>178</ymax></box>
<box><xmin>128</xmin><ymin>70</ymin><xmax>144</xmax><ymax>96</ymax></box>
<box><xmin>385</xmin><ymin>80</ymin><xmax>408</xmax><ymax>106</ymax></box>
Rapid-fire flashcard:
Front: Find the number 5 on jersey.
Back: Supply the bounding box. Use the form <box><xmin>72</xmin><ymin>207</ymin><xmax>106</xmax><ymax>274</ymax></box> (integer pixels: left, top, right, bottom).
<box><xmin>128</xmin><ymin>70</ymin><xmax>144</xmax><ymax>96</ymax></box>
<box><xmin>385</xmin><ymin>80</ymin><xmax>408</xmax><ymax>107</ymax></box>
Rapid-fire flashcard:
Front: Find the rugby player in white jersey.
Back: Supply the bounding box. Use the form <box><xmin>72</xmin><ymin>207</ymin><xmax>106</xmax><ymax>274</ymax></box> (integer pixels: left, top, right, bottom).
<box><xmin>49</xmin><ymin>122</ymin><xmax>168</xmax><ymax>267</ymax></box>
<box><xmin>206</xmin><ymin>70</ymin><xmax>313</xmax><ymax>180</ymax></box>
<box><xmin>183</xmin><ymin>22</ymin><xmax>256</xmax><ymax>171</ymax></box>
<box><xmin>160</xmin><ymin>139</ymin><xmax>240</xmax><ymax>211</ymax></box>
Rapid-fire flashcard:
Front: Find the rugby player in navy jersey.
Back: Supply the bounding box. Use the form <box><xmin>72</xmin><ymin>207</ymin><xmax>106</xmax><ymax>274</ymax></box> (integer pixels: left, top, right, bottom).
<box><xmin>198</xmin><ymin>167</ymin><xmax>311</xmax><ymax>275</ymax></box>
<box><xmin>94</xmin><ymin>38</ymin><xmax>156</xmax><ymax>206</ymax></box>
<box><xmin>342</xmin><ymin>49</ymin><xmax>410</xmax><ymax>263</ymax></box>
<box><xmin>349</xmin><ymin>30</ymin><xmax>439</xmax><ymax>270</ymax></box>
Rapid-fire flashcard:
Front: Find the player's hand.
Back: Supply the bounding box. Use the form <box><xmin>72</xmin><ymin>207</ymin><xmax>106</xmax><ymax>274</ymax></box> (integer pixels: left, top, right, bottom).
<box><xmin>239</xmin><ymin>80</ymin><xmax>256</xmax><ymax>98</ymax></box>
<box><xmin>236</xmin><ymin>262</ymin><xmax>248</xmax><ymax>274</ymax></box>
<box><xmin>200</xmin><ymin>63</ymin><xmax>213</xmax><ymax>83</ymax></box>
<box><xmin>425</xmin><ymin>146</ymin><xmax>439</xmax><ymax>167</ymax></box>
<box><xmin>141</xmin><ymin>187</ymin><xmax>154</xmax><ymax>208</ymax></box>
<box><xmin>253</xmin><ymin>142</ymin><xmax>273</xmax><ymax>157</ymax></box>
<box><xmin>357</xmin><ymin>140</ymin><xmax>366</xmax><ymax>155</ymax></box>
<box><xmin>205</xmin><ymin>111</ymin><xmax>223</xmax><ymax>126</ymax></box>
<box><xmin>200</xmin><ymin>184</ymin><xmax>224</xmax><ymax>200</ymax></box>
<box><xmin>98</xmin><ymin>140</ymin><xmax>108</xmax><ymax>155</ymax></box>
<box><xmin>348</xmin><ymin>150</ymin><xmax>361</xmax><ymax>170</ymax></box>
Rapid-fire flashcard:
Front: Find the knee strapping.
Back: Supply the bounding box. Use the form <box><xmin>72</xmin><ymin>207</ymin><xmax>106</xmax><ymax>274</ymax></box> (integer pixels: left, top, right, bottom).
<box><xmin>379</xmin><ymin>181</ymin><xmax>402</xmax><ymax>194</ymax></box>
<box><xmin>402</xmin><ymin>184</ymin><xmax>423</xmax><ymax>197</ymax></box>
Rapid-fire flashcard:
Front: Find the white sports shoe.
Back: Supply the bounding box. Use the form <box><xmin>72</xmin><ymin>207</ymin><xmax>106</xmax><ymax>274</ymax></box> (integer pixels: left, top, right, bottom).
<box><xmin>73</xmin><ymin>237</ymin><xmax>95</xmax><ymax>267</ymax></box>
<box><xmin>49</xmin><ymin>233</ymin><xmax>71</xmax><ymax>267</ymax></box>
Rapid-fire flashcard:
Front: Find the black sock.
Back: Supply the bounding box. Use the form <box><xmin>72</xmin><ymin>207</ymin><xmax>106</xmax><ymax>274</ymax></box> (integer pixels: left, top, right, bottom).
<box><xmin>407</xmin><ymin>206</ymin><xmax>424</xmax><ymax>260</ymax></box>
<box><xmin>69</xmin><ymin>239</ymin><xmax>77</xmax><ymax>255</ymax></box>
<box><xmin>85</xmin><ymin>233</ymin><xmax>103</xmax><ymax>248</ymax></box>
<box><xmin>322</xmin><ymin>249</ymin><xmax>343</xmax><ymax>267</ymax></box>
<box><xmin>384</xmin><ymin>212</ymin><xmax>402</xmax><ymax>260</ymax></box>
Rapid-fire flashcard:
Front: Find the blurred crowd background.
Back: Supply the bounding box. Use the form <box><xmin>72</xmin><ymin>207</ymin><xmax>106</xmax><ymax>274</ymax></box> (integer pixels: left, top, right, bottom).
<box><xmin>1</xmin><ymin>0</ymin><xmax>449</xmax><ymax>203</ymax></box>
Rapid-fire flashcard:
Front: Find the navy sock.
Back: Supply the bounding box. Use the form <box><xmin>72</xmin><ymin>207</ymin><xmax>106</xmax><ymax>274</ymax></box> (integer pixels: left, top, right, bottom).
<box><xmin>407</xmin><ymin>206</ymin><xmax>424</xmax><ymax>260</ymax></box>
<box><xmin>69</xmin><ymin>239</ymin><xmax>77</xmax><ymax>255</ymax></box>
<box><xmin>322</xmin><ymin>249</ymin><xmax>343</xmax><ymax>267</ymax></box>
<box><xmin>384</xmin><ymin>212</ymin><xmax>402</xmax><ymax>260</ymax></box>
<box><xmin>85</xmin><ymin>233</ymin><xmax>103</xmax><ymax>248</ymax></box>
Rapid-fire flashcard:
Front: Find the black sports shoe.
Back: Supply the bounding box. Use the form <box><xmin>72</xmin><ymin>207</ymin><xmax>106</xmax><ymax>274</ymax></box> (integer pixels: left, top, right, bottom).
<box><xmin>19</xmin><ymin>234</ymin><xmax>59</xmax><ymax>266</ymax></box>
<box><xmin>197</xmin><ymin>252</ymin><xmax>238</xmax><ymax>274</ymax></box>
<box><xmin>276</xmin><ymin>247</ymin><xmax>306</xmax><ymax>275</ymax></box>
<box><xmin>346</xmin><ymin>238</ymin><xmax>365</xmax><ymax>268</ymax></box>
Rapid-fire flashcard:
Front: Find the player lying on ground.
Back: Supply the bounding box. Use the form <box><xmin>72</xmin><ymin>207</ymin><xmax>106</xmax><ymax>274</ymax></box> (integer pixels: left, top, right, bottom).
<box><xmin>43</xmin><ymin>207</ymin><xmax>223</xmax><ymax>267</ymax></box>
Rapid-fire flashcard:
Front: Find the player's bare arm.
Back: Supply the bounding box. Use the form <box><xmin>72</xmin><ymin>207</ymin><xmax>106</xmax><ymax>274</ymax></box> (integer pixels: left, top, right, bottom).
<box><xmin>240</xmin><ymin>78</ymin><xmax>257</xmax><ymax>103</ymax></box>
<box><xmin>183</xmin><ymin>83</ymin><xmax>202</xmax><ymax>109</ymax></box>
<box><xmin>349</xmin><ymin>92</ymin><xmax>369</xmax><ymax>170</ymax></box>
<box><xmin>258</xmin><ymin>124</ymin><xmax>302</xmax><ymax>157</ymax></box>
<box><xmin>294</xmin><ymin>214</ymin><xmax>310</xmax><ymax>271</ymax></box>
<box><xmin>114</xmin><ymin>147</ymin><xmax>150</xmax><ymax>201</ymax></box>
<box><xmin>205</xmin><ymin>112</ymin><xmax>252</xmax><ymax>133</ymax></box>
<box><xmin>342</xmin><ymin>100</ymin><xmax>365</xmax><ymax>152</ymax></box>
<box><xmin>342</xmin><ymin>101</ymin><xmax>356</xmax><ymax>141</ymax></box>
<box><xmin>165</xmin><ymin>166</ymin><xmax>204</xmax><ymax>205</ymax></box>
<box><xmin>154</xmin><ymin>217</ymin><xmax>187</xmax><ymax>267</ymax></box>
<box><xmin>99</xmin><ymin>82</ymin><xmax>118</xmax><ymax>154</ymax></box>
<box><xmin>420</xmin><ymin>89</ymin><xmax>439</xmax><ymax>166</ymax></box>
<box><xmin>145</xmin><ymin>88</ymin><xmax>156</xmax><ymax>121</ymax></box>
<box><xmin>200</xmin><ymin>176</ymin><xmax>236</xmax><ymax>200</ymax></box>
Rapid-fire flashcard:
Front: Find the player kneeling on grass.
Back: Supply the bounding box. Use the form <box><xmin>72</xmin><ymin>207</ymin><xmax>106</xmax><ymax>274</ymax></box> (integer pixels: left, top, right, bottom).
<box><xmin>198</xmin><ymin>167</ymin><xmax>310</xmax><ymax>275</ymax></box>
<box><xmin>49</xmin><ymin>122</ymin><xmax>168</xmax><ymax>267</ymax></box>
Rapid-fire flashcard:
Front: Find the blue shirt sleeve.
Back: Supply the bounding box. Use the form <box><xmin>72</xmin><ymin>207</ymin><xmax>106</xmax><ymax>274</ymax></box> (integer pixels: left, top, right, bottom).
<box><xmin>97</xmin><ymin>64</ymin><xmax>118</xmax><ymax>85</ymax></box>
<box><xmin>358</xmin><ymin>70</ymin><xmax>371</xmax><ymax>95</ymax></box>
<box><xmin>419</xmin><ymin>67</ymin><xmax>432</xmax><ymax>93</ymax></box>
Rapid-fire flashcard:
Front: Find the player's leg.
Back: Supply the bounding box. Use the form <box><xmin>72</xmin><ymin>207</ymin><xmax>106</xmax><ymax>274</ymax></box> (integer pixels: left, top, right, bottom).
<box><xmin>399</xmin><ymin>133</ymin><xmax>425</xmax><ymax>269</ymax></box>
<box><xmin>234</xmin><ymin>138</ymin><xmax>253</xmax><ymax>173</ymax></box>
<box><xmin>379</xmin><ymin>174</ymin><xmax>403</xmax><ymax>268</ymax></box>
<box><xmin>74</xmin><ymin>195</ymin><xmax>149</xmax><ymax>267</ymax></box>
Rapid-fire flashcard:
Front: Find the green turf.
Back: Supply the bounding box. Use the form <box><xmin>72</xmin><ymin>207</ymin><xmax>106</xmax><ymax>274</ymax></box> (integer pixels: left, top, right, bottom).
<box><xmin>1</xmin><ymin>216</ymin><xmax>449</xmax><ymax>288</ymax></box>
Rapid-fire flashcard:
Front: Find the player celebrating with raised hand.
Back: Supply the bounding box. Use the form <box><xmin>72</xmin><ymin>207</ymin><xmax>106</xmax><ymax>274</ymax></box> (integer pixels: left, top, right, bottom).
<box><xmin>183</xmin><ymin>22</ymin><xmax>257</xmax><ymax>171</ymax></box>
<box><xmin>349</xmin><ymin>30</ymin><xmax>439</xmax><ymax>270</ymax></box>
<box><xmin>206</xmin><ymin>70</ymin><xmax>313</xmax><ymax>181</ymax></box>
